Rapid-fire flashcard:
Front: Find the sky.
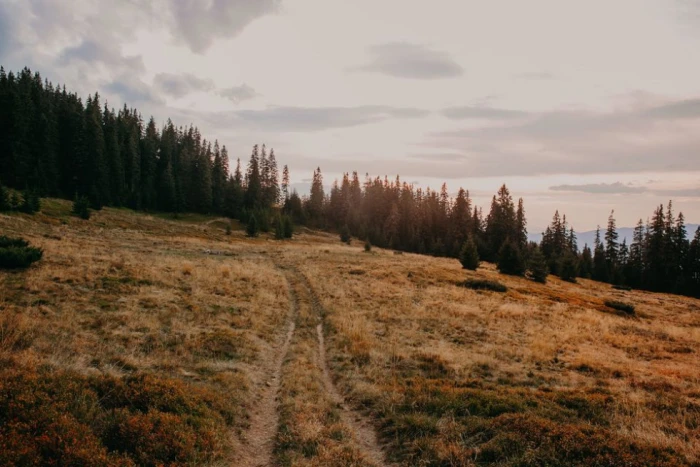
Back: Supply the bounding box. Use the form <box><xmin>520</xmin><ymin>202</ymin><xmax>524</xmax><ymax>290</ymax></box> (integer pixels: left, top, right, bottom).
<box><xmin>1</xmin><ymin>0</ymin><xmax>699</xmax><ymax>231</ymax></box>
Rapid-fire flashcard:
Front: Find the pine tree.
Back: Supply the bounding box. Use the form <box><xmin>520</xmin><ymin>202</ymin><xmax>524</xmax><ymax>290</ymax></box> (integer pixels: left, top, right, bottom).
<box><xmin>559</xmin><ymin>251</ymin><xmax>579</xmax><ymax>282</ymax></box>
<box><xmin>340</xmin><ymin>224</ymin><xmax>351</xmax><ymax>244</ymax></box>
<box><xmin>244</xmin><ymin>145</ymin><xmax>262</xmax><ymax>211</ymax></box>
<box><xmin>246</xmin><ymin>214</ymin><xmax>259</xmax><ymax>237</ymax></box>
<box><xmin>528</xmin><ymin>246</ymin><xmax>548</xmax><ymax>283</ymax></box>
<box><xmin>0</xmin><ymin>184</ymin><xmax>9</xmax><ymax>211</ymax></box>
<box><xmin>274</xmin><ymin>215</ymin><xmax>284</xmax><ymax>239</ymax></box>
<box><xmin>283</xmin><ymin>215</ymin><xmax>294</xmax><ymax>238</ymax></box>
<box><xmin>497</xmin><ymin>240</ymin><xmax>526</xmax><ymax>276</ymax></box>
<box><xmin>265</xmin><ymin>148</ymin><xmax>279</xmax><ymax>206</ymax></box>
<box><xmin>605</xmin><ymin>210</ymin><xmax>619</xmax><ymax>266</ymax></box>
<box><xmin>72</xmin><ymin>194</ymin><xmax>91</xmax><ymax>220</ymax></box>
<box><xmin>308</xmin><ymin>167</ymin><xmax>325</xmax><ymax>221</ymax></box>
<box><xmin>281</xmin><ymin>165</ymin><xmax>290</xmax><ymax>202</ymax></box>
<box><xmin>516</xmin><ymin>197</ymin><xmax>527</xmax><ymax>249</ymax></box>
<box><xmin>579</xmin><ymin>244</ymin><xmax>593</xmax><ymax>279</ymax></box>
<box><xmin>593</xmin><ymin>243</ymin><xmax>608</xmax><ymax>282</ymax></box>
<box><xmin>459</xmin><ymin>237</ymin><xmax>480</xmax><ymax>270</ymax></box>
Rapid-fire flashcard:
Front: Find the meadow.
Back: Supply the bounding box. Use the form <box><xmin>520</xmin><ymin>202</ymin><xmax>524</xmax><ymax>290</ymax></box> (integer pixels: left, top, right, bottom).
<box><xmin>1</xmin><ymin>201</ymin><xmax>698</xmax><ymax>466</ymax></box>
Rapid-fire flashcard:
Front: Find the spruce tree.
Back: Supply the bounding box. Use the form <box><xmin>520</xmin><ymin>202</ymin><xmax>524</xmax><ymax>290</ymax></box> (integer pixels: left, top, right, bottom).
<box><xmin>579</xmin><ymin>244</ymin><xmax>593</xmax><ymax>279</ymax></box>
<box><xmin>245</xmin><ymin>145</ymin><xmax>262</xmax><ymax>211</ymax></box>
<box><xmin>274</xmin><ymin>215</ymin><xmax>284</xmax><ymax>239</ymax></box>
<box><xmin>528</xmin><ymin>246</ymin><xmax>548</xmax><ymax>283</ymax></box>
<box><xmin>497</xmin><ymin>240</ymin><xmax>526</xmax><ymax>276</ymax></box>
<box><xmin>0</xmin><ymin>184</ymin><xmax>9</xmax><ymax>211</ymax></box>
<box><xmin>559</xmin><ymin>252</ymin><xmax>579</xmax><ymax>282</ymax></box>
<box><xmin>246</xmin><ymin>214</ymin><xmax>259</xmax><ymax>237</ymax></box>
<box><xmin>459</xmin><ymin>237</ymin><xmax>480</xmax><ymax>270</ymax></box>
<box><xmin>283</xmin><ymin>215</ymin><xmax>294</xmax><ymax>238</ymax></box>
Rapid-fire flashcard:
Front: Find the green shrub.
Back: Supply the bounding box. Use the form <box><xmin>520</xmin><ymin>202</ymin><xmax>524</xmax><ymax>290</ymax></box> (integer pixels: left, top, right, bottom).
<box><xmin>364</xmin><ymin>240</ymin><xmax>372</xmax><ymax>252</ymax></box>
<box><xmin>246</xmin><ymin>214</ymin><xmax>259</xmax><ymax>237</ymax></box>
<box><xmin>528</xmin><ymin>247</ymin><xmax>548</xmax><ymax>283</ymax></box>
<box><xmin>20</xmin><ymin>189</ymin><xmax>41</xmax><ymax>214</ymax></box>
<box><xmin>283</xmin><ymin>215</ymin><xmax>294</xmax><ymax>238</ymax></box>
<box><xmin>340</xmin><ymin>225</ymin><xmax>351</xmax><ymax>244</ymax></box>
<box><xmin>72</xmin><ymin>195</ymin><xmax>91</xmax><ymax>220</ymax></box>
<box><xmin>604</xmin><ymin>300</ymin><xmax>635</xmax><ymax>315</ymax></box>
<box><xmin>497</xmin><ymin>241</ymin><xmax>526</xmax><ymax>276</ymax></box>
<box><xmin>0</xmin><ymin>184</ymin><xmax>11</xmax><ymax>211</ymax></box>
<box><xmin>274</xmin><ymin>215</ymin><xmax>284</xmax><ymax>239</ymax></box>
<box><xmin>462</xmin><ymin>278</ymin><xmax>507</xmax><ymax>293</ymax></box>
<box><xmin>459</xmin><ymin>237</ymin><xmax>480</xmax><ymax>270</ymax></box>
<box><xmin>0</xmin><ymin>236</ymin><xmax>43</xmax><ymax>269</ymax></box>
<box><xmin>225</xmin><ymin>221</ymin><xmax>232</xmax><ymax>235</ymax></box>
<box><xmin>559</xmin><ymin>252</ymin><xmax>579</xmax><ymax>282</ymax></box>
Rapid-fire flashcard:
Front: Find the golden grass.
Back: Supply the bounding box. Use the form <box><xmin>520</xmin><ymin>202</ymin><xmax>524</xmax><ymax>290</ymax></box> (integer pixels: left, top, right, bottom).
<box><xmin>1</xmin><ymin>201</ymin><xmax>699</xmax><ymax>465</ymax></box>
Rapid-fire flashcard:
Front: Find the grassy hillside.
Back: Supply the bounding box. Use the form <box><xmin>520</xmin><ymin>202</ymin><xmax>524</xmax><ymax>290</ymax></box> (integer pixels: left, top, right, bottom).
<box><xmin>1</xmin><ymin>201</ymin><xmax>698</xmax><ymax>466</ymax></box>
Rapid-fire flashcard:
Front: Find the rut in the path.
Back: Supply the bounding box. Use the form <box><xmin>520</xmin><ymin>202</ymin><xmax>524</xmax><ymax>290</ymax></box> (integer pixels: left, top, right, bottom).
<box><xmin>234</xmin><ymin>276</ymin><xmax>297</xmax><ymax>467</ymax></box>
<box><xmin>294</xmin><ymin>269</ymin><xmax>392</xmax><ymax>467</ymax></box>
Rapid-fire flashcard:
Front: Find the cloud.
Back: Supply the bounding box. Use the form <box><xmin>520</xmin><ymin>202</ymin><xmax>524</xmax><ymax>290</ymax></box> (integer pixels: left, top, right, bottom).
<box><xmin>0</xmin><ymin>3</ymin><xmax>13</xmax><ymax>59</ymax></box>
<box><xmin>549</xmin><ymin>182</ymin><xmax>647</xmax><ymax>194</ymax></box>
<box><xmin>514</xmin><ymin>72</ymin><xmax>556</xmax><ymax>80</ymax></box>
<box><xmin>353</xmin><ymin>42</ymin><xmax>463</xmax><ymax>79</ymax></box>
<box><xmin>407</xmin><ymin>152</ymin><xmax>468</xmax><ymax>161</ymax></box>
<box><xmin>441</xmin><ymin>106</ymin><xmax>529</xmax><ymax>120</ymax></box>
<box><xmin>642</xmin><ymin>98</ymin><xmax>700</xmax><ymax>119</ymax></box>
<box><xmin>168</xmin><ymin>0</ymin><xmax>281</xmax><ymax>53</ymax></box>
<box><xmin>105</xmin><ymin>76</ymin><xmax>163</xmax><ymax>105</ymax></box>
<box><xmin>425</xmin><ymin>96</ymin><xmax>700</xmax><ymax>177</ymax></box>
<box><xmin>154</xmin><ymin>72</ymin><xmax>215</xmax><ymax>98</ymax></box>
<box><xmin>654</xmin><ymin>187</ymin><xmax>700</xmax><ymax>197</ymax></box>
<box><xmin>225</xmin><ymin>105</ymin><xmax>430</xmax><ymax>132</ymax></box>
<box><xmin>219</xmin><ymin>84</ymin><xmax>258</xmax><ymax>103</ymax></box>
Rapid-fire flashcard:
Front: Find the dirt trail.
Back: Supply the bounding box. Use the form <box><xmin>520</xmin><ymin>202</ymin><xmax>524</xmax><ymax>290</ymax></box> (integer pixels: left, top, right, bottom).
<box><xmin>234</xmin><ymin>276</ymin><xmax>297</xmax><ymax>467</ymax></box>
<box><xmin>294</xmin><ymin>270</ymin><xmax>392</xmax><ymax>467</ymax></box>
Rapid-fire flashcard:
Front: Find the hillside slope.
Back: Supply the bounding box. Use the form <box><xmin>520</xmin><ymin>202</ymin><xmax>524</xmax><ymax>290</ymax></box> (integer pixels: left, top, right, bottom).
<box><xmin>1</xmin><ymin>201</ymin><xmax>698</xmax><ymax>466</ymax></box>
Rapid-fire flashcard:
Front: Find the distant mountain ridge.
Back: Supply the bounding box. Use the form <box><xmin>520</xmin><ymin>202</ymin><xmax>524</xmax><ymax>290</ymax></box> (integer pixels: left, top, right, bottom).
<box><xmin>528</xmin><ymin>224</ymin><xmax>700</xmax><ymax>247</ymax></box>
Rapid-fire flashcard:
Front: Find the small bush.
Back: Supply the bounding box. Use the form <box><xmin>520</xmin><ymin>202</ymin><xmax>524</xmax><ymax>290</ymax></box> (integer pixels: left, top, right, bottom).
<box><xmin>246</xmin><ymin>215</ymin><xmax>259</xmax><ymax>237</ymax></box>
<box><xmin>340</xmin><ymin>225</ymin><xmax>351</xmax><ymax>244</ymax></box>
<box><xmin>225</xmin><ymin>221</ymin><xmax>232</xmax><ymax>235</ymax></box>
<box><xmin>72</xmin><ymin>195</ymin><xmax>91</xmax><ymax>220</ymax></box>
<box><xmin>605</xmin><ymin>300</ymin><xmax>635</xmax><ymax>315</ymax></box>
<box><xmin>274</xmin><ymin>215</ymin><xmax>284</xmax><ymax>239</ymax></box>
<box><xmin>559</xmin><ymin>252</ymin><xmax>579</xmax><ymax>283</ymax></box>
<box><xmin>528</xmin><ymin>247</ymin><xmax>548</xmax><ymax>283</ymax></box>
<box><xmin>0</xmin><ymin>184</ymin><xmax>9</xmax><ymax>211</ymax></box>
<box><xmin>497</xmin><ymin>241</ymin><xmax>526</xmax><ymax>276</ymax></box>
<box><xmin>0</xmin><ymin>236</ymin><xmax>43</xmax><ymax>269</ymax></box>
<box><xmin>364</xmin><ymin>240</ymin><xmax>372</xmax><ymax>252</ymax></box>
<box><xmin>20</xmin><ymin>189</ymin><xmax>41</xmax><ymax>214</ymax></box>
<box><xmin>462</xmin><ymin>278</ymin><xmax>507</xmax><ymax>293</ymax></box>
<box><xmin>612</xmin><ymin>284</ymin><xmax>632</xmax><ymax>291</ymax></box>
<box><xmin>459</xmin><ymin>238</ymin><xmax>480</xmax><ymax>270</ymax></box>
<box><xmin>283</xmin><ymin>215</ymin><xmax>294</xmax><ymax>238</ymax></box>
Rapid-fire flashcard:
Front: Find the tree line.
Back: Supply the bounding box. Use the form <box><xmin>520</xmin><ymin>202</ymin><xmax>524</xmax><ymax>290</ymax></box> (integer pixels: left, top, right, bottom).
<box><xmin>1</xmin><ymin>66</ymin><xmax>698</xmax><ymax>297</ymax></box>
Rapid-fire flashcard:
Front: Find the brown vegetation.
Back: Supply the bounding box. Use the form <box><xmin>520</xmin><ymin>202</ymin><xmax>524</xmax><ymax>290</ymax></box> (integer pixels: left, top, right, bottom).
<box><xmin>1</xmin><ymin>200</ymin><xmax>698</xmax><ymax>465</ymax></box>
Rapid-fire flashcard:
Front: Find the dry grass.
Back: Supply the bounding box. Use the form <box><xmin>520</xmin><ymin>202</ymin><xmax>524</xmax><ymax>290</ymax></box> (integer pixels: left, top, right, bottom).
<box><xmin>280</xmin><ymin>242</ymin><xmax>700</xmax><ymax>466</ymax></box>
<box><xmin>0</xmin><ymin>201</ymin><xmax>288</xmax><ymax>465</ymax></box>
<box><xmin>1</xmin><ymin>201</ymin><xmax>699</xmax><ymax>466</ymax></box>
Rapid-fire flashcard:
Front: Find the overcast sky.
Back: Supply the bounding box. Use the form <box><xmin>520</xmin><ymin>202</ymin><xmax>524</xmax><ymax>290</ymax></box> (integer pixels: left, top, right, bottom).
<box><xmin>2</xmin><ymin>0</ymin><xmax>699</xmax><ymax>231</ymax></box>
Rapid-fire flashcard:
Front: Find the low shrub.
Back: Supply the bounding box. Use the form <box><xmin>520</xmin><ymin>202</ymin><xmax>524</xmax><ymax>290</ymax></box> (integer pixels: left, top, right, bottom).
<box><xmin>462</xmin><ymin>278</ymin><xmax>507</xmax><ymax>293</ymax></box>
<box><xmin>72</xmin><ymin>195</ymin><xmax>91</xmax><ymax>220</ymax></box>
<box><xmin>0</xmin><ymin>368</ymin><xmax>233</xmax><ymax>466</ymax></box>
<box><xmin>0</xmin><ymin>236</ymin><xmax>43</xmax><ymax>269</ymax></box>
<box><xmin>612</xmin><ymin>284</ymin><xmax>632</xmax><ymax>291</ymax></box>
<box><xmin>339</xmin><ymin>225</ymin><xmax>351</xmax><ymax>244</ymax></box>
<box><xmin>364</xmin><ymin>240</ymin><xmax>372</xmax><ymax>252</ymax></box>
<box><xmin>605</xmin><ymin>300</ymin><xmax>635</xmax><ymax>315</ymax></box>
